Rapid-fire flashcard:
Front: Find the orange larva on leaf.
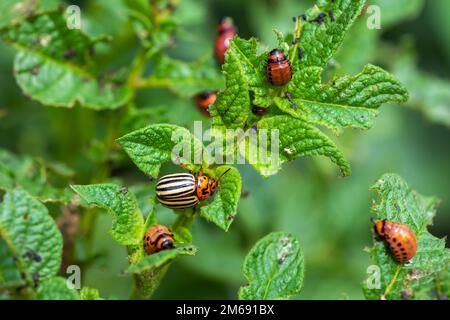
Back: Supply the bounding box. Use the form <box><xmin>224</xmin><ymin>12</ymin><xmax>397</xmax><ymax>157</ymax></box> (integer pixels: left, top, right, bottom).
<box><xmin>266</xmin><ymin>49</ymin><xmax>292</xmax><ymax>86</ymax></box>
<box><xmin>373</xmin><ymin>219</ymin><xmax>418</xmax><ymax>264</ymax></box>
<box><xmin>214</xmin><ymin>18</ymin><xmax>237</xmax><ymax>65</ymax></box>
<box><xmin>194</xmin><ymin>91</ymin><xmax>217</xmax><ymax>116</ymax></box>
<box><xmin>144</xmin><ymin>224</ymin><xmax>175</xmax><ymax>254</ymax></box>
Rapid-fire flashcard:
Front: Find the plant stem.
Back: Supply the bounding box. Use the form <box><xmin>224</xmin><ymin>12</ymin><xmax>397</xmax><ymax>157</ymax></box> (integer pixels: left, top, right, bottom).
<box><xmin>383</xmin><ymin>265</ymin><xmax>401</xmax><ymax>298</ymax></box>
<box><xmin>127</xmin><ymin>48</ymin><xmax>148</xmax><ymax>90</ymax></box>
<box><xmin>134</xmin><ymin>77</ymin><xmax>170</xmax><ymax>89</ymax></box>
<box><xmin>129</xmin><ymin>265</ymin><xmax>169</xmax><ymax>300</ymax></box>
<box><xmin>172</xmin><ymin>207</ymin><xmax>196</xmax><ymax>230</ymax></box>
<box><xmin>80</xmin><ymin>111</ymin><xmax>121</xmax><ymax>252</ymax></box>
<box><xmin>289</xmin><ymin>15</ymin><xmax>304</xmax><ymax>66</ymax></box>
<box><xmin>80</xmin><ymin>42</ymin><xmax>147</xmax><ymax>260</ymax></box>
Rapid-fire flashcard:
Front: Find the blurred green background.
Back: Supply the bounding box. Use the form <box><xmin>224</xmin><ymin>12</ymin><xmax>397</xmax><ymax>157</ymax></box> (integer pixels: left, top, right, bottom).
<box><xmin>0</xmin><ymin>0</ymin><xmax>449</xmax><ymax>299</ymax></box>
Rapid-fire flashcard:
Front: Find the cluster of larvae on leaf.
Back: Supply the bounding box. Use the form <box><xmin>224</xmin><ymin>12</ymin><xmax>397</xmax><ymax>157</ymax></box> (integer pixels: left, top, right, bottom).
<box><xmin>146</xmin><ymin>10</ymin><xmax>419</xmax><ymax>264</ymax></box>
<box><xmin>194</xmin><ymin>18</ymin><xmax>294</xmax><ymax>118</ymax></box>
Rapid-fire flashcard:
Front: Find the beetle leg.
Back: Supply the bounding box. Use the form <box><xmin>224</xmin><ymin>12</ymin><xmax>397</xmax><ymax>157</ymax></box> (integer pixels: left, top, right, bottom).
<box><xmin>178</xmin><ymin>162</ymin><xmax>194</xmax><ymax>175</ymax></box>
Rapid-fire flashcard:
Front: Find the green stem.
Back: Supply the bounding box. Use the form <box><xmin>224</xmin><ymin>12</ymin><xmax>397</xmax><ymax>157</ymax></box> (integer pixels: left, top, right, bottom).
<box><xmin>127</xmin><ymin>48</ymin><xmax>148</xmax><ymax>91</ymax></box>
<box><xmin>435</xmin><ymin>277</ymin><xmax>443</xmax><ymax>299</ymax></box>
<box><xmin>129</xmin><ymin>265</ymin><xmax>169</xmax><ymax>300</ymax></box>
<box><xmin>383</xmin><ymin>265</ymin><xmax>401</xmax><ymax>299</ymax></box>
<box><xmin>134</xmin><ymin>77</ymin><xmax>170</xmax><ymax>89</ymax></box>
<box><xmin>172</xmin><ymin>207</ymin><xmax>196</xmax><ymax>230</ymax></box>
<box><xmin>81</xmin><ymin>111</ymin><xmax>121</xmax><ymax>252</ymax></box>
<box><xmin>289</xmin><ymin>15</ymin><xmax>304</xmax><ymax>67</ymax></box>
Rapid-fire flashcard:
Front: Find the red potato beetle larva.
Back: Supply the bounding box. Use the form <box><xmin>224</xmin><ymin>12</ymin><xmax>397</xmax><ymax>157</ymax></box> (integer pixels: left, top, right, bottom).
<box><xmin>373</xmin><ymin>219</ymin><xmax>418</xmax><ymax>264</ymax></box>
<box><xmin>214</xmin><ymin>18</ymin><xmax>237</xmax><ymax>65</ymax></box>
<box><xmin>194</xmin><ymin>91</ymin><xmax>217</xmax><ymax>116</ymax></box>
<box><xmin>266</xmin><ymin>49</ymin><xmax>292</xmax><ymax>86</ymax></box>
<box><xmin>144</xmin><ymin>224</ymin><xmax>175</xmax><ymax>254</ymax></box>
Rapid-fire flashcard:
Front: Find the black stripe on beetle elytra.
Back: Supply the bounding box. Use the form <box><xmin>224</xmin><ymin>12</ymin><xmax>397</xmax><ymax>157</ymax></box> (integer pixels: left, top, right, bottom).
<box><xmin>157</xmin><ymin>188</ymin><xmax>194</xmax><ymax>198</ymax></box>
<box><xmin>159</xmin><ymin>196</ymin><xmax>197</xmax><ymax>203</ymax></box>
<box><xmin>158</xmin><ymin>196</ymin><xmax>198</xmax><ymax>203</ymax></box>
<box><xmin>158</xmin><ymin>173</ymin><xmax>193</xmax><ymax>180</ymax></box>
<box><xmin>157</xmin><ymin>178</ymin><xmax>194</xmax><ymax>186</ymax></box>
<box><xmin>159</xmin><ymin>200</ymin><xmax>198</xmax><ymax>208</ymax></box>
<box><xmin>157</xmin><ymin>181</ymin><xmax>193</xmax><ymax>189</ymax></box>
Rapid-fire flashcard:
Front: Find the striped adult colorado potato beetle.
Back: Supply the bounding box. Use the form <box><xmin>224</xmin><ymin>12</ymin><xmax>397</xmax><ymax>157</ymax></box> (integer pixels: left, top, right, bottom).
<box><xmin>373</xmin><ymin>219</ymin><xmax>418</xmax><ymax>264</ymax></box>
<box><xmin>144</xmin><ymin>224</ymin><xmax>175</xmax><ymax>254</ymax></box>
<box><xmin>214</xmin><ymin>18</ymin><xmax>237</xmax><ymax>65</ymax></box>
<box><xmin>266</xmin><ymin>49</ymin><xmax>292</xmax><ymax>86</ymax></box>
<box><xmin>195</xmin><ymin>91</ymin><xmax>217</xmax><ymax>116</ymax></box>
<box><xmin>156</xmin><ymin>167</ymin><xmax>231</xmax><ymax>209</ymax></box>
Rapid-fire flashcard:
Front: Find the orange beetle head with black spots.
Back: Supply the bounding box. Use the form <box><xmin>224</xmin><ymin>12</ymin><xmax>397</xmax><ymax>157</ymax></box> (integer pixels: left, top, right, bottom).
<box><xmin>195</xmin><ymin>168</ymin><xmax>231</xmax><ymax>201</ymax></box>
<box><xmin>196</xmin><ymin>174</ymin><xmax>212</xmax><ymax>200</ymax></box>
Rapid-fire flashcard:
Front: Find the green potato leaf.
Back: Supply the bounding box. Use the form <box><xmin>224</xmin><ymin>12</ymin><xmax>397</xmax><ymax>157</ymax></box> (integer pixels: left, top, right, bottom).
<box><xmin>36</xmin><ymin>277</ymin><xmax>79</xmax><ymax>300</ymax></box>
<box><xmin>277</xmin><ymin>64</ymin><xmax>407</xmax><ymax>133</ymax></box>
<box><xmin>210</xmin><ymin>0</ymin><xmax>408</xmax><ymax>176</ymax></box>
<box><xmin>242</xmin><ymin>115</ymin><xmax>351</xmax><ymax>177</ymax></box>
<box><xmin>80</xmin><ymin>287</ymin><xmax>103</xmax><ymax>300</ymax></box>
<box><xmin>117</xmin><ymin>124</ymin><xmax>203</xmax><ymax>177</ymax></box>
<box><xmin>1</xmin><ymin>9</ymin><xmax>132</xmax><ymax>109</ymax></box>
<box><xmin>238</xmin><ymin>232</ymin><xmax>304</xmax><ymax>300</ymax></box>
<box><xmin>127</xmin><ymin>245</ymin><xmax>197</xmax><ymax>274</ymax></box>
<box><xmin>71</xmin><ymin>184</ymin><xmax>145</xmax><ymax>246</ymax></box>
<box><xmin>0</xmin><ymin>0</ymin><xmax>59</xmax><ymax>29</ymax></box>
<box><xmin>0</xmin><ymin>189</ymin><xmax>63</xmax><ymax>286</ymax></box>
<box><xmin>200</xmin><ymin>166</ymin><xmax>242</xmax><ymax>232</ymax></box>
<box><xmin>0</xmin><ymin>149</ymin><xmax>72</xmax><ymax>203</ymax></box>
<box><xmin>296</xmin><ymin>0</ymin><xmax>365</xmax><ymax>71</ymax></box>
